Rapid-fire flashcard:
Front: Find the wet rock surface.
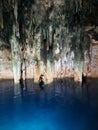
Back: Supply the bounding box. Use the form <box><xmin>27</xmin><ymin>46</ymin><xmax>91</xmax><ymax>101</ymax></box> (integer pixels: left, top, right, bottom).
<box><xmin>0</xmin><ymin>0</ymin><xmax>98</xmax><ymax>81</ymax></box>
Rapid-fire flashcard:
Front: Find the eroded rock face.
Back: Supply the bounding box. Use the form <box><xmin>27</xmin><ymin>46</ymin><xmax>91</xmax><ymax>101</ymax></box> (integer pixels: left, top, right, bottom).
<box><xmin>0</xmin><ymin>0</ymin><xmax>98</xmax><ymax>82</ymax></box>
<box><xmin>90</xmin><ymin>42</ymin><xmax>98</xmax><ymax>77</ymax></box>
<box><xmin>0</xmin><ymin>49</ymin><xmax>13</xmax><ymax>79</ymax></box>
<box><xmin>0</xmin><ymin>36</ymin><xmax>97</xmax><ymax>82</ymax></box>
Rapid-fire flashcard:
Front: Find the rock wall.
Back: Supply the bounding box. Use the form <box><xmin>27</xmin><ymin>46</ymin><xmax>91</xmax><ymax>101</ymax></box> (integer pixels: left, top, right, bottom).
<box><xmin>90</xmin><ymin>42</ymin><xmax>98</xmax><ymax>77</ymax></box>
<box><xmin>1</xmin><ymin>38</ymin><xmax>98</xmax><ymax>81</ymax></box>
<box><xmin>0</xmin><ymin>0</ymin><xmax>98</xmax><ymax>82</ymax></box>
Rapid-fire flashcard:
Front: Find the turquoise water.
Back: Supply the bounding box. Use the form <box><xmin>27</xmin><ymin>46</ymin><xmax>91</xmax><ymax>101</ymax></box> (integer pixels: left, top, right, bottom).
<box><xmin>0</xmin><ymin>79</ymin><xmax>98</xmax><ymax>130</ymax></box>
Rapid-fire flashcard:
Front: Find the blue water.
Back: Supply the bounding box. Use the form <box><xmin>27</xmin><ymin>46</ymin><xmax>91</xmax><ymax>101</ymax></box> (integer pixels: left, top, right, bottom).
<box><xmin>0</xmin><ymin>79</ymin><xmax>98</xmax><ymax>130</ymax></box>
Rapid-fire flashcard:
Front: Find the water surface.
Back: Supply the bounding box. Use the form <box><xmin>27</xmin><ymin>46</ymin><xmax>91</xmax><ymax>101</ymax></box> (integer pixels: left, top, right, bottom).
<box><xmin>0</xmin><ymin>78</ymin><xmax>98</xmax><ymax>130</ymax></box>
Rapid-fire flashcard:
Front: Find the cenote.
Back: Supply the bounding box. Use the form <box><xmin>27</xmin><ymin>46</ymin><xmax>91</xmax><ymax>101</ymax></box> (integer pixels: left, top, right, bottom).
<box><xmin>0</xmin><ymin>79</ymin><xmax>98</xmax><ymax>130</ymax></box>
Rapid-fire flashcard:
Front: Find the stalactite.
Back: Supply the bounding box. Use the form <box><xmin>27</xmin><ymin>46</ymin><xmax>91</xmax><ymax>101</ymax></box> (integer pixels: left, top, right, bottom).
<box><xmin>14</xmin><ymin>0</ymin><xmax>18</xmax><ymax>22</ymax></box>
<box><xmin>9</xmin><ymin>0</ymin><xmax>22</xmax><ymax>95</ymax></box>
<box><xmin>0</xmin><ymin>1</ymin><xmax>3</xmax><ymax>29</ymax></box>
<box><xmin>75</xmin><ymin>0</ymin><xmax>80</xmax><ymax>13</ymax></box>
<box><xmin>49</xmin><ymin>25</ymin><xmax>53</xmax><ymax>47</ymax></box>
<box><xmin>80</xmin><ymin>0</ymin><xmax>83</xmax><ymax>8</ymax></box>
<box><xmin>8</xmin><ymin>0</ymin><xmax>11</xmax><ymax>4</ymax></box>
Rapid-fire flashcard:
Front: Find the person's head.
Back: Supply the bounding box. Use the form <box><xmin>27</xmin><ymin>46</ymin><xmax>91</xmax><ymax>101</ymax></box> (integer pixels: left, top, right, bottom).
<box><xmin>41</xmin><ymin>74</ymin><xmax>44</xmax><ymax>77</ymax></box>
<box><xmin>40</xmin><ymin>74</ymin><xmax>44</xmax><ymax>80</ymax></box>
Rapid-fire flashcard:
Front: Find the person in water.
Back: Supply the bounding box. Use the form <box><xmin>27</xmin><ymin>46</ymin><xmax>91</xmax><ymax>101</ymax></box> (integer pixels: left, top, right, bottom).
<box><xmin>39</xmin><ymin>74</ymin><xmax>45</xmax><ymax>88</ymax></box>
<box><xmin>82</xmin><ymin>72</ymin><xmax>87</xmax><ymax>87</ymax></box>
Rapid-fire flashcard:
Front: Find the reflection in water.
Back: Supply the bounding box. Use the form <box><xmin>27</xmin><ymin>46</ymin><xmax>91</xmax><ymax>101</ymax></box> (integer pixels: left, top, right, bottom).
<box><xmin>0</xmin><ymin>78</ymin><xmax>98</xmax><ymax>130</ymax></box>
<box><xmin>14</xmin><ymin>83</ymin><xmax>21</xmax><ymax>97</ymax></box>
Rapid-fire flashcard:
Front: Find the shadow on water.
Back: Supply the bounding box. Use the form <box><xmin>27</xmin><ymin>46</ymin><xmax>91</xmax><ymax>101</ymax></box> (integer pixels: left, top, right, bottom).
<box><xmin>0</xmin><ymin>78</ymin><xmax>98</xmax><ymax>130</ymax></box>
